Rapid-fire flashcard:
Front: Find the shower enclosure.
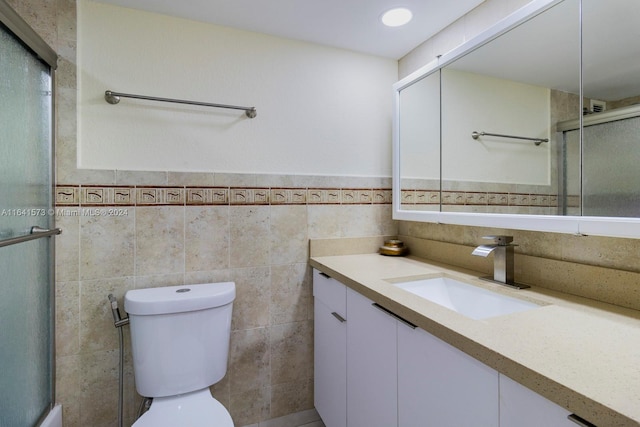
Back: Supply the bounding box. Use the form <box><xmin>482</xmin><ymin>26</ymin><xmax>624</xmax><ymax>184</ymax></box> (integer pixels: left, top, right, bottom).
<box><xmin>0</xmin><ymin>2</ymin><xmax>59</xmax><ymax>426</ymax></box>
<box><xmin>559</xmin><ymin>104</ymin><xmax>640</xmax><ymax>217</ymax></box>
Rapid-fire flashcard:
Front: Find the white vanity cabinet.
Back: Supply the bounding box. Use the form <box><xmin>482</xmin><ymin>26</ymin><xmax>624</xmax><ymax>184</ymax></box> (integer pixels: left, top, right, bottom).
<box><xmin>313</xmin><ymin>270</ymin><xmax>347</xmax><ymax>427</ymax></box>
<box><xmin>398</xmin><ymin>325</ymin><xmax>499</xmax><ymax>426</ymax></box>
<box><xmin>346</xmin><ymin>287</ymin><xmax>398</xmax><ymax>427</ymax></box>
<box><xmin>313</xmin><ymin>268</ymin><xmax>592</xmax><ymax>427</ymax></box>
<box><xmin>499</xmin><ymin>375</ymin><xmax>576</xmax><ymax>427</ymax></box>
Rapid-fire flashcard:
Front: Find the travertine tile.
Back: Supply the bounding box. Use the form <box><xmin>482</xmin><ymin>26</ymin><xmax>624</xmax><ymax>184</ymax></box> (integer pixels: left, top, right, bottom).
<box><xmin>56</xmin><ymin>354</ymin><xmax>81</xmax><ymax>426</ymax></box>
<box><xmin>55</xmin><ymin>281</ymin><xmax>80</xmax><ymax>356</ymax></box>
<box><xmin>56</xmin><ymin>86</ymin><xmax>77</xmax><ymax>141</ymax></box>
<box><xmin>79</xmin><ymin>377</ymin><xmax>119</xmax><ymax>426</ymax></box>
<box><xmin>185</xmin><ymin>206</ymin><xmax>230</xmax><ymax>271</ymax></box>
<box><xmin>270</xmin><ymin>379</ymin><xmax>314</xmax><ymax>419</ymax></box>
<box><xmin>308</xmin><ymin>236</ymin><xmax>391</xmax><ymax>257</ymax></box>
<box><xmin>271</xmin><ymin>263</ymin><xmax>311</xmax><ymax>325</ymax></box>
<box><xmin>56</xmin><ymin>354</ymin><xmax>80</xmax><ymax>407</ymax></box>
<box><xmin>255</xmin><ymin>408</ymin><xmax>323</xmax><ymax>427</ymax></box>
<box><xmin>79</xmin><ymin>277</ymin><xmax>134</xmax><ymax>353</ymax></box>
<box><xmin>229</xmin><ymin>206</ymin><xmax>270</xmax><ymax>268</ymax></box>
<box><xmin>229</xmin><ymin>387</ymin><xmax>270</xmax><ymax>427</ymax></box>
<box><xmin>80</xmin><ymin>212</ymin><xmax>135</xmax><ymax>280</ymax></box>
<box><xmin>230</xmin><ymin>267</ymin><xmax>270</xmax><ymax>330</ymax></box>
<box><xmin>55</xmin><ymin>136</ymin><xmax>80</xmax><ymax>185</ymax></box>
<box><xmin>77</xmin><ymin>348</ymin><xmax>128</xmax><ymax>426</ymax></box>
<box><xmin>6</xmin><ymin>0</ymin><xmax>57</xmax><ymax>46</ymax></box>
<box><xmin>56</xmin><ymin>0</ymin><xmax>77</xmax><ymax>44</ymax></box>
<box><xmin>337</xmin><ymin>204</ymin><xmax>388</xmax><ymax>237</ymax></box>
<box><xmin>184</xmin><ymin>268</ymin><xmax>232</xmax><ymax>286</ymax></box>
<box><xmin>134</xmin><ymin>273</ymin><xmax>184</xmax><ymax>289</ymax></box>
<box><xmin>229</xmin><ymin>328</ymin><xmax>271</xmax><ymax>393</ymax></box>
<box><xmin>375</xmin><ymin>204</ymin><xmax>398</xmax><ymax>236</ymax></box>
<box><xmin>270</xmin><ymin>320</ymin><xmax>313</xmax><ymax>385</ymax></box>
<box><xmin>270</xmin><ymin>205</ymin><xmax>308</xmax><ymax>264</ymax></box>
<box><xmin>55</xmin><ymin>207</ymin><xmax>79</xmax><ymax>282</ymax></box>
<box><xmin>307</xmin><ymin>205</ymin><xmax>343</xmax><ymax>239</ymax></box>
<box><xmin>135</xmin><ymin>206</ymin><xmax>185</xmax><ymax>276</ymax></box>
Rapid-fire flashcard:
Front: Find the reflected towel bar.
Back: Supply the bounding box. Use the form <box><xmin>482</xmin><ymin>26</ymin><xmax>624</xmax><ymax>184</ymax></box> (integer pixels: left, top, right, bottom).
<box><xmin>0</xmin><ymin>226</ymin><xmax>62</xmax><ymax>248</ymax></box>
<box><xmin>104</xmin><ymin>90</ymin><xmax>257</xmax><ymax>118</ymax></box>
<box><xmin>471</xmin><ymin>131</ymin><xmax>548</xmax><ymax>145</ymax></box>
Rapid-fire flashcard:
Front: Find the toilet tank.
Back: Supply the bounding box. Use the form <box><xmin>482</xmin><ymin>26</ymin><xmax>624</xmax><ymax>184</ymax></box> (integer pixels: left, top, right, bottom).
<box><xmin>124</xmin><ymin>282</ymin><xmax>235</xmax><ymax>398</ymax></box>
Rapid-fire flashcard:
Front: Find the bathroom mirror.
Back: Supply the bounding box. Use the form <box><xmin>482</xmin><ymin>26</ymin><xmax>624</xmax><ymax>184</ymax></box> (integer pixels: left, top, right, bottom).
<box><xmin>393</xmin><ymin>0</ymin><xmax>640</xmax><ymax>238</ymax></box>
<box><xmin>579</xmin><ymin>0</ymin><xmax>640</xmax><ymax>217</ymax></box>
<box><xmin>397</xmin><ymin>70</ymin><xmax>440</xmax><ymax>212</ymax></box>
<box><xmin>440</xmin><ymin>0</ymin><xmax>580</xmax><ymax>216</ymax></box>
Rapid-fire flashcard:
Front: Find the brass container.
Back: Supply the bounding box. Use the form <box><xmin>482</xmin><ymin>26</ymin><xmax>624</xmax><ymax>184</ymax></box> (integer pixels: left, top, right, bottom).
<box><xmin>379</xmin><ymin>239</ymin><xmax>408</xmax><ymax>256</ymax></box>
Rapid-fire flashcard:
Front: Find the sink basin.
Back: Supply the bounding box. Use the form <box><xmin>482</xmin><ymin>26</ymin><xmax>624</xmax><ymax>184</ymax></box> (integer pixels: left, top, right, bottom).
<box><xmin>392</xmin><ymin>276</ymin><xmax>539</xmax><ymax>320</ymax></box>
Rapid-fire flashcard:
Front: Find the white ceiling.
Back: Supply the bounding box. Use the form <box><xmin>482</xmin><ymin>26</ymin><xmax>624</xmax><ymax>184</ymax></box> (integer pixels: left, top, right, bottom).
<box><xmin>94</xmin><ymin>0</ymin><xmax>485</xmax><ymax>59</ymax></box>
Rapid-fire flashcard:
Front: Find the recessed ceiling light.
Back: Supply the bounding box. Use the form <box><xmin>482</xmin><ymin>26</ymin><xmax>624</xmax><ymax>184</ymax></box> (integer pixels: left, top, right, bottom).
<box><xmin>381</xmin><ymin>7</ymin><xmax>413</xmax><ymax>27</ymax></box>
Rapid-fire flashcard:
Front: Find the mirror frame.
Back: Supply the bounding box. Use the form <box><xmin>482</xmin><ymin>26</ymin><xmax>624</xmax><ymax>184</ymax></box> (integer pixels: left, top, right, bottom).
<box><xmin>392</xmin><ymin>0</ymin><xmax>640</xmax><ymax>239</ymax></box>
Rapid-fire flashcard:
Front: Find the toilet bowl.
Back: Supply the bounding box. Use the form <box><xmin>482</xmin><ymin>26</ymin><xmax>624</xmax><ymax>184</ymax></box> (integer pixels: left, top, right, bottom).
<box><xmin>125</xmin><ymin>282</ymin><xmax>236</xmax><ymax>427</ymax></box>
<box><xmin>132</xmin><ymin>389</ymin><xmax>233</xmax><ymax>427</ymax></box>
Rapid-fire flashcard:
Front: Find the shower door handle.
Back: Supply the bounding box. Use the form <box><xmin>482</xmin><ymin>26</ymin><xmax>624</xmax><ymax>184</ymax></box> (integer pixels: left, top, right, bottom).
<box><xmin>0</xmin><ymin>226</ymin><xmax>62</xmax><ymax>248</ymax></box>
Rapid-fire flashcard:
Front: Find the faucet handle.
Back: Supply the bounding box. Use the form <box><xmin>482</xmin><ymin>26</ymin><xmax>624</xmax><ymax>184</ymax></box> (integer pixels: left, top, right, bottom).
<box><xmin>482</xmin><ymin>235</ymin><xmax>513</xmax><ymax>245</ymax></box>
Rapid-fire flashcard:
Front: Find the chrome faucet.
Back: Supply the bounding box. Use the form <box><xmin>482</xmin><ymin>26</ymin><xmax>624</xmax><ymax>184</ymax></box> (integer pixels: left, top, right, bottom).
<box><xmin>472</xmin><ymin>236</ymin><xmax>529</xmax><ymax>289</ymax></box>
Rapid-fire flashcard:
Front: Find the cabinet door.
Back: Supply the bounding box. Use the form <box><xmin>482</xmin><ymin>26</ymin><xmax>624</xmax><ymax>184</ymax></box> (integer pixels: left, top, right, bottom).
<box><xmin>313</xmin><ymin>269</ymin><xmax>347</xmax><ymax>427</ymax></box>
<box><xmin>314</xmin><ymin>298</ymin><xmax>347</xmax><ymax>427</ymax></box>
<box><xmin>499</xmin><ymin>374</ymin><xmax>575</xmax><ymax>427</ymax></box>
<box><xmin>398</xmin><ymin>325</ymin><xmax>499</xmax><ymax>427</ymax></box>
<box><xmin>346</xmin><ymin>288</ymin><xmax>398</xmax><ymax>427</ymax></box>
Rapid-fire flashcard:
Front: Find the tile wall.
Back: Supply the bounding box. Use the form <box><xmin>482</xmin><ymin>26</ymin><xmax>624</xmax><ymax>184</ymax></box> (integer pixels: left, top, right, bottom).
<box><xmin>55</xmin><ymin>179</ymin><xmax>395</xmax><ymax>427</ymax></box>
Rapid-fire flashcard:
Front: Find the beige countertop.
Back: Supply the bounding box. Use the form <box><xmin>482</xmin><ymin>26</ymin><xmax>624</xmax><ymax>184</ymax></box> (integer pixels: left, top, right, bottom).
<box><xmin>310</xmin><ymin>253</ymin><xmax>640</xmax><ymax>427</ymax></box>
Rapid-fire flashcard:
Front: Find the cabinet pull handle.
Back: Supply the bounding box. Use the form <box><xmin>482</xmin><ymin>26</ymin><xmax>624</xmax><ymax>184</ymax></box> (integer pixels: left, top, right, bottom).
<box><xmin>331</xmin><ymin>312</ymin><xmax>347</xmax><ymax>323</ymax></box>
<box><xmin>319</xmin><ymin>272</ymin><xmax>331</xmax><ymax>278</ymax></box>
<box><xmin>567</xmin><ymin>414</ymin><xmax>597</xmax><ymax>427</ymax></box>
<box><xmin>372</xmin><ymin>303</ymin><xmax>417</xmax><ymax>329</ymax></box>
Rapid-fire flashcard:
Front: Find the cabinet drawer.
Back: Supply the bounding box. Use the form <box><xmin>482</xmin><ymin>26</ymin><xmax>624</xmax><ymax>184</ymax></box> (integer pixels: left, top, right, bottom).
<box><xmin>313</xmin><ymin>269</ymin><xmax>346</xmax><ymax>314</ymax></box>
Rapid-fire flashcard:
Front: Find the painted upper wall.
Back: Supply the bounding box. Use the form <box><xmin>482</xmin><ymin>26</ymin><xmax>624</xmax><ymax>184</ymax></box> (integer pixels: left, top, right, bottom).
<box><xmin>77</xmin><ymin>0</ymin><xmax>397</xmax><ymax>176</ymax></box>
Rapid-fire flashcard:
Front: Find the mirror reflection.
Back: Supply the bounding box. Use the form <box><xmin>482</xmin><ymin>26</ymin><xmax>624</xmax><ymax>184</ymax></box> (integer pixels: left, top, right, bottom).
<box><xmin>397</xmin><ymin>0</ymin><xmax>640</xmax><ymax>219</ymax></box>
<box><xmin>398</xmin><ymin>71</ymin><xmax>440</xmax><ymax>211</ymax></box>
<box><xmin>440</xmin><ymin>0</ymin><xmax>580</xmax><ymax>215</ymax></box>
<box><xmin>579</xmin><ymin>0</ymin><xmax>640</xmax><ymax>217</ymax></box>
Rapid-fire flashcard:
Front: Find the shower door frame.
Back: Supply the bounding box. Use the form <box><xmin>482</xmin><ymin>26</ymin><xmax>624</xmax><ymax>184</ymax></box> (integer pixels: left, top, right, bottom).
<box><xmin>0</xmin><ymin>0</ymin><xmax>58</xmax><ymax>424</ymax></box>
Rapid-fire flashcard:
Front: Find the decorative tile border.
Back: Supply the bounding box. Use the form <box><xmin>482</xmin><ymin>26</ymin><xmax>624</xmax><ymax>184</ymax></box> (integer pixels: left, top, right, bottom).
<box><xmin>401</xmin><ymin>189</ymin><xmax>569</xmax><ymax>208</ymax></box>
<box><xmin>55</xmin><ymin>185</ymin><xmax>393</xmax><ymax>207</ymax></box>
<box><xmin>56</xmin><ymin>184</ymin><xmax>573</xmax><ymax>209</ymax></box>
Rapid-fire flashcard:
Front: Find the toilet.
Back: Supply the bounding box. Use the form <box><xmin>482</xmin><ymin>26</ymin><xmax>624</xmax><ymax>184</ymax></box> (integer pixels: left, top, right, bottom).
<box><xmin>124</xmin><ymin>282</ymin><xmax>236</xmax><ymax>427</ymax></box>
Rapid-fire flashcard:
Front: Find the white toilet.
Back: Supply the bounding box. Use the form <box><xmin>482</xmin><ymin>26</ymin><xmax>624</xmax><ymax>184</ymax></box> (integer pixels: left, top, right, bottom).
<box><xmin>124</xmin><ymin>282</ymin><xmax>236</xmax><ymax>427</ymax></box>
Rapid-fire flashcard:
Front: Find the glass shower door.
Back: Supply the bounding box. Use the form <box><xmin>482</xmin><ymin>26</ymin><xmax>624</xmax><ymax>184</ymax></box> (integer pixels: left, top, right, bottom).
<box><xmin>0</xmin><ymin>22</ymin><xmax>55</xmax><ymax>427</ymax></box>
<box><xmin>582</xmin><ymin>117</ymin><xmax>640</xmax><ymax>217</ymax></box>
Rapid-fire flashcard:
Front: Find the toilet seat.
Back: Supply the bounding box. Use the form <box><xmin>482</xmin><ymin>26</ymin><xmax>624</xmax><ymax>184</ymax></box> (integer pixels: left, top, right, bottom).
<box><xmin>132</xmin><ymin>388</ymin><xmax>234</xmax><ymax>427</ymax></box>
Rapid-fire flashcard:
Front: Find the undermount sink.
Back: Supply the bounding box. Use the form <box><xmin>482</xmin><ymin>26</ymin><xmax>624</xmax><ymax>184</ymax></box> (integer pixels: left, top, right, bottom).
<box><xmin>391</xmin><ymin>276</ymin><xmax>539</xmax><ymax>320</ymax></box>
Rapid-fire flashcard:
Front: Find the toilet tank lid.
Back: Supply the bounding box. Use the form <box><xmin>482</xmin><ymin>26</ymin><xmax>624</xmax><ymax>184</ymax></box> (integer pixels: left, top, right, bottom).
<box><xmin>124</xmin><ymin>282</ymin><xmax>235</xmax><ymax>315</ymax></box>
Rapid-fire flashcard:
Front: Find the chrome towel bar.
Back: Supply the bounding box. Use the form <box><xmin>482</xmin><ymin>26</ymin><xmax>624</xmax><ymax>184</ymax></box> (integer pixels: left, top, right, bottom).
<box><xmin>0</xmin><ymin>226</ymin><xmax>62</xmax><ymax>249</ymax></box>
<box><xmin>471</xmin><ymin>131</ymin><xmax>548</xmax><ymax>146</ymax></box>
<box><xmin>104</xmin><ymin>90</ymin><xmax>257</xmax><ymax>118</ymax></box>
